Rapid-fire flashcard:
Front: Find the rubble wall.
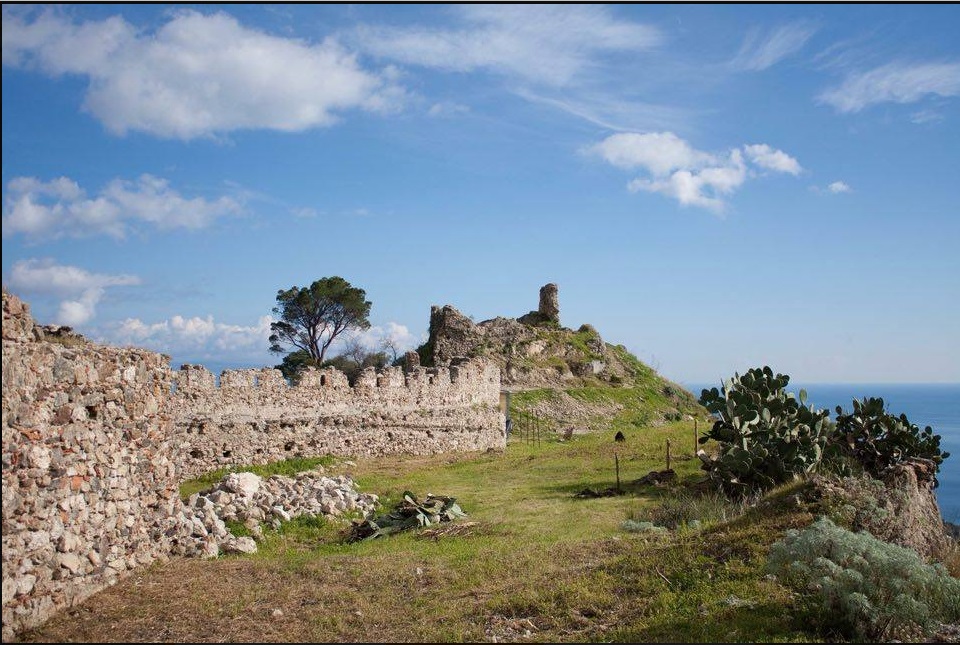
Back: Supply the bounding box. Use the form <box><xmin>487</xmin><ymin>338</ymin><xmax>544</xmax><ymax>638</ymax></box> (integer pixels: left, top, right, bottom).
<box><xmin>1</xmin><ymin>293</ymin><xmax>185</xmax><ymax>639</ymax></box>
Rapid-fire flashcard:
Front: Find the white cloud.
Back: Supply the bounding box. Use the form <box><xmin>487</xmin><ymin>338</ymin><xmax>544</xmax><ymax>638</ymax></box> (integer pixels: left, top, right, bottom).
<box><xmin>732</xmin><ymin>22</ymin><xmax>817</xmax><ymax>71</ymax></box>
<box><xmin>628</xmin><ymin>150</ymin><xmax>747</xmax><ymax>213</ymax></box>
<box><xmin>104</xmin><ymin>314</ymin><xmax>274</xmax><ymax>362</ymax></box>
<box><xmin>588</xmin><ymin>133</ymin><xmax>801</xmax><ymax>213</ymax></box>
<box><xmin>353</xmin><ymin>4</ymin><xmax>660</xmax><ymax>87</ymax></box>
<box><xmin>338</xmin><ymin>322</ymin><xmax>422</xmax><ymax>358</ymax></box>
<box><xmin>101</xmin><ymin>313</ymin><xmax>420</xmax><ymax>367</ymax></box>
<box><xmin>827</xmin><ymin>181</ymin><xmax>851</xmax><ymax>194</ymax></box>
<box><xmin>2</xmin><ymin>174</ymin><xmax>242</xmax><ymax>239</ymax></box>
<box><xmin>744</xmin><ymin>144</ymin><xmax>803</xmax><ymax>175</ymax></box>
<box><xmin>6</xmin><ymin>258</ymin><xmax>140</xmax><ymax>326</ymax></box>
<box><xmin>818</xmin><ymin>61</ymin><xmax>960</xmax><ymax>113</ymax></box>
<box><xmin>586</xmin><ymin>132</ymin><xmax>715</xmax><ymax>176</ymax></box>
<box><xmin>2</xmin><ymin>8</ymin><xmax>402</xmax><ymax>139</ymax></box>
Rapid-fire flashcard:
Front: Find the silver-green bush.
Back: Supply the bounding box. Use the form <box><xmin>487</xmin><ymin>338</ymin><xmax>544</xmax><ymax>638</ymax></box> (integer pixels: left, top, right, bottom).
<box><xmin>766</xmin><ymin>517</ymin><xmax>960</xmax><ymax>641</ymax></box>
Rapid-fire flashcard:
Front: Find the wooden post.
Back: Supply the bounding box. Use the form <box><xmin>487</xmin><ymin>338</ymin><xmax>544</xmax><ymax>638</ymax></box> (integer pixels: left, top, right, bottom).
<box><xmin>694</xmin><ymin>418</ymin><xmax>698</xmax><ymax>455</ymax></box>
<box><xmin>615</xmin><ymin>452</ymin><xmax>621</xmax><ymax>492</ymax></box>
<box><xmin>666</xmin><ymin>438</ymin><xmax>672</xmax><ymax>471</ymax></box>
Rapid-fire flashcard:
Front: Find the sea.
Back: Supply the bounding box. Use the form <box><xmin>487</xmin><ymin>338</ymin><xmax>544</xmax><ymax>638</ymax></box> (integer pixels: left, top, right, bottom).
<box><xmin>682</xmin><ymin>382</ymin><xmax>960</xmax><ymax>524</ymax></box>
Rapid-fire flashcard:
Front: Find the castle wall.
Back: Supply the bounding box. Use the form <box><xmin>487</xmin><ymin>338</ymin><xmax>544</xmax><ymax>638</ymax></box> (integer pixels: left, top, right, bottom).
<box><xmin>1</xmin><ymin>291</ymin><xmax>504</xmax><ymax>639</ymax></box>
<box><xmin>1</xmin><ymin>294</ymin><xmax>187</xmax><ymax>640</ymax></box>
<box><xmin>171</xmin><ymin>360</ymin><xmax>504</xmax><ymax>478</ymax></box>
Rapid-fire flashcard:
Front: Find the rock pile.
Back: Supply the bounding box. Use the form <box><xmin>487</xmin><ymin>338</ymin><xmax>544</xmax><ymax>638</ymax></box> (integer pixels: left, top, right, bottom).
<box><xmin>172</xmin><ymin>470</ymin><xmax>379</xmax><ymax>558</ymax></box>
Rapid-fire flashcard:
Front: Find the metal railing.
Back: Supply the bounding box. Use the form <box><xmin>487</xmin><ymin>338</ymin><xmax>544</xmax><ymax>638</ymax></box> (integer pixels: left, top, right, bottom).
<box><xmin>507</xmin><ymin>410</ymin><xmax>543</xmax><ymax>447</ymax></box>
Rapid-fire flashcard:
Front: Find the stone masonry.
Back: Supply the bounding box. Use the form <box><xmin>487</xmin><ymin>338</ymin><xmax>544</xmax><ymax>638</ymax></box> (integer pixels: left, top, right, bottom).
<box><xmin>2</xmin><ymin>292</ymin><xmax>188</xmax><ymax>639</ymax></box>
<box><xmin>172</xmin><ymin>357</ymin><xmax>504</xmax><ymax>479</ymax></box>
<box><xmin>1</xmin><ymin>290</ymin><xmax>505</xmax><ymax>639</ymax></box>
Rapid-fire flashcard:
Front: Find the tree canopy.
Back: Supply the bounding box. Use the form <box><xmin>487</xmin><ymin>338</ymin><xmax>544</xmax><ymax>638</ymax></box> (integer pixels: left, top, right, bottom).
<box><xmin>268</xmin><ymin>276</ymin><xmax>372</xmax><ymax>369</ymax></box>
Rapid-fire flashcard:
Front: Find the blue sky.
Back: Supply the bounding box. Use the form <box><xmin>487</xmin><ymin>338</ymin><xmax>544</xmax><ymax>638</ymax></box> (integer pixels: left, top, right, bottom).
<box><xmin>2</xmin><ymin>3</ymin><xmax>958</xmax><ymax>385</ymax></box>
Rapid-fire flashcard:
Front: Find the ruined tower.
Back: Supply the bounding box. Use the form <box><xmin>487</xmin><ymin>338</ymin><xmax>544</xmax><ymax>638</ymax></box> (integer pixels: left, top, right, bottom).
<box><xmin>538</xmin><ymin>283</ymin><xmax>559</xmax><ymax>324</ymax></box>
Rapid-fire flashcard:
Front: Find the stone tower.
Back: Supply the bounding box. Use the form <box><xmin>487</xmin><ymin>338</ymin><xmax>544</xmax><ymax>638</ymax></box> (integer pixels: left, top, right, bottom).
<box><xmin>538</xmin><ymin>283</ymin><xmax>559</xmax><ymax>324</ymax></box>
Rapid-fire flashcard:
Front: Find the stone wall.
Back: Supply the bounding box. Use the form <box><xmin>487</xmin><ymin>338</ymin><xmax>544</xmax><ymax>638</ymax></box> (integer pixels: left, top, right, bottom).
<box><xmin>171</xmin><ymin>359</ymin><xmax>505</xmax><ymax>478</ymax></box>
<box><xmin>1</xmin><ymin>290</ymin><xmax>505</xmax><ymax>639</ymax></box>
<box><xmin>1</xmin><ymin>292</ymin><xmax>188</xmax><ymax>640</ymax></box>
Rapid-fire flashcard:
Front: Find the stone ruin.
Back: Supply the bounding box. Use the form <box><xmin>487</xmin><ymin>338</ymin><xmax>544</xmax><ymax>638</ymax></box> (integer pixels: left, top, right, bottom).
<box><xmin>421</xmin><ymin>283</ymin><xmax>619</xmax><ymax>387</ymax></box>
<box><xmin>538</xmin><ymin>283</ymin><xmax>560</xmax><ymax>323</ymax></box>
<box><xmin>518</xmin><ymin>282</ymin><xmax>560</xmax><ymax>326</ymax></box>
<box><xmin>1</xmin><ymin>290</ymin><xmax>505</xmax><ymax>639</ymax></box>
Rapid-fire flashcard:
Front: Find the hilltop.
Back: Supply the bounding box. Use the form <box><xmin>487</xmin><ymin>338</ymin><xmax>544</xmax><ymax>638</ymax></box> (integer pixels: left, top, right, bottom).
<box><xmin>416</xmin><ymin>283</ymin><xmax>708</xmax><ymax>433</ymax></box>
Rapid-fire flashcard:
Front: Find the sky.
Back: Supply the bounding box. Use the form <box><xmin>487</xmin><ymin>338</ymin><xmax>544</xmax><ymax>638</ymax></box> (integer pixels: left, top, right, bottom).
<box><xmin>2</xmin><ymin>3</ymin><xmax>958</xmax><ymax>385</ymax></box>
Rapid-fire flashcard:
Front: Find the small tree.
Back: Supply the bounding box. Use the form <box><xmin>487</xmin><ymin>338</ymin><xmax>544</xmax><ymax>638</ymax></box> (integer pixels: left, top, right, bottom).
<box><xmin>269</xmin><ymin>276</ymin><xmax>372</xmax><ymax>369</ymax></box>
<box><xmin>380</xmin><ymin>336</ymin><xmax>402</xmax><ymax>364</ymax></box>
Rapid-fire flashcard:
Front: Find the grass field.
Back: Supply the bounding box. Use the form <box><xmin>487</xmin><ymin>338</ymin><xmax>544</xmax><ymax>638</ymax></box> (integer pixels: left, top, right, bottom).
<box><xmin>20</xmin><ymin>419</ymin><xmax>826</xmax><ymax>643</ymax></box>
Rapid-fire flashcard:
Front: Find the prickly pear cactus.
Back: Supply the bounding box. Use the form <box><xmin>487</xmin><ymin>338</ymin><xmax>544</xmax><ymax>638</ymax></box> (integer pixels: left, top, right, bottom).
<box><xmin>831</xmin><ymin>396</ymin><xmax>949</xmax><ymax>483</ymax></box>
<box><xmin>698</xmin><ymin>366</ymin><xmax>833</xmax><ymax>496</ymax></box>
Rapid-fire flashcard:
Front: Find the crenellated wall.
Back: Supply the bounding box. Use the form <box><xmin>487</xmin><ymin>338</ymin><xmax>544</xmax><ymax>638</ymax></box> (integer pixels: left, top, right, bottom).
<box><xmin>170</xmin><ymin>359</ymin><xmax>505</xmax><ymax>478</ymax></box>
<box><xmin>1</xmin><ymin>290</ymin><xmax>505</xmax><ymax>639</ymax></box>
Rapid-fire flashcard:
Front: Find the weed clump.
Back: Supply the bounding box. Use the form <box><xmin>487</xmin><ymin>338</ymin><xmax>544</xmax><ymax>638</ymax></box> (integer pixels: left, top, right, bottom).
<box><xmin>628</xmin><ymin>489</ymin><xmax>745</xmax><ymax>530</ymax></box>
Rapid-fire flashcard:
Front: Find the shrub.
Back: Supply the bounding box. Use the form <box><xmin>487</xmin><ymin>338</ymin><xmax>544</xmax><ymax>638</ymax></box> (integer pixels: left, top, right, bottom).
<box><xmin>828</xmin><ymin>397</ymin><xmax>950</xmax><ymax>484</ymax></box>
<box><xmin>766</xmin><ymin>517</ymin><xmax>960</xmax><ymax>641</ymax></box>
<box><xmin>698</xmin><ymin>366</ymin><xmax>833</xmax><ymax>496</ymax></box>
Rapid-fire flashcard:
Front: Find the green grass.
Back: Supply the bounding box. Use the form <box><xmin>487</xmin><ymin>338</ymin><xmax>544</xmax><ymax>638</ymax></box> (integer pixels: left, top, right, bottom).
<box><xmin>194</xmin><ymin>422</ymin><xmax>820</xmax><ymax>641</ymax></box>
<box><xmin>31</xmin><ymin>421</ymin><xmax>834</xmax><ymax>643</ymax></box>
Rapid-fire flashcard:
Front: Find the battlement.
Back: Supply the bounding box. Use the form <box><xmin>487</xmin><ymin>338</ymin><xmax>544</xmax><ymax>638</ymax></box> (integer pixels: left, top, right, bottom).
<box><xmin>171</xmin><ymin>357</ymin><xmax>499</xmax><ymax>413</ymax></box>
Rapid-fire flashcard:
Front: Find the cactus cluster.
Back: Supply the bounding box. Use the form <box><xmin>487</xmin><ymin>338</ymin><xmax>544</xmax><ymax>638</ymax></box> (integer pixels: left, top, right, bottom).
<box><xmin>830</xmin><ymin>396</ymin><xmax>950</xmax><ymax>484</ymax></box>
<box><xmin>698</xmin><ymin>366</ymin><xmax>833</xmax><ymax>496</ymax></box>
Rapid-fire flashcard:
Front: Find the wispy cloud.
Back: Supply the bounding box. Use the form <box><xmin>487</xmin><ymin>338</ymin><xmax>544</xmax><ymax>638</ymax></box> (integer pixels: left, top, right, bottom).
<box><xmin>2</xmin><ymin>174</ymin><xmax>242</xmax><ymax>240</ymax></box>
<box><xmin>818</xmin><ymin>61</ymin><xmax>960</xmax><ymax>113</ymax></box>
<box><xmin>810</xmin><ymin>180</ymin><xmax>852</xmax><ymax>195</ymax></box>
<box><xmin>6</xmin><ymin>258</ymin><xmax>140</xmax><ymax>326</ymax></box>
<box><xmin>732</xmin><ymin>22</ymin><xmax>818</xmax><ymax>71</ymax></box>
<box><xmin>427</xmin><ymin>101</ymin><xmax>470</xmax><ymax>118</ymax></box>
<box><xmin>910</xmin><ymin>109</ymin><xmax>945</xmax><ymax>125</ymax></box>
<box><xmin>515</xmin><ymin>88</ymin><xmax>693</xmax><ymax>133</ymax></box>
<box><xmin>1</xmin><ymin>7</ymin><xmax>404</xmax><ymax>139</ymax></box>
<box><xmin>587</xmin><ymin>132</ymin><xmax>802</xmax><ymax>213</ymax></box>
<box><xmin>353</xmin><ymin>5</ymin><xmax>661</xmax><ymax>87</ymax></box>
